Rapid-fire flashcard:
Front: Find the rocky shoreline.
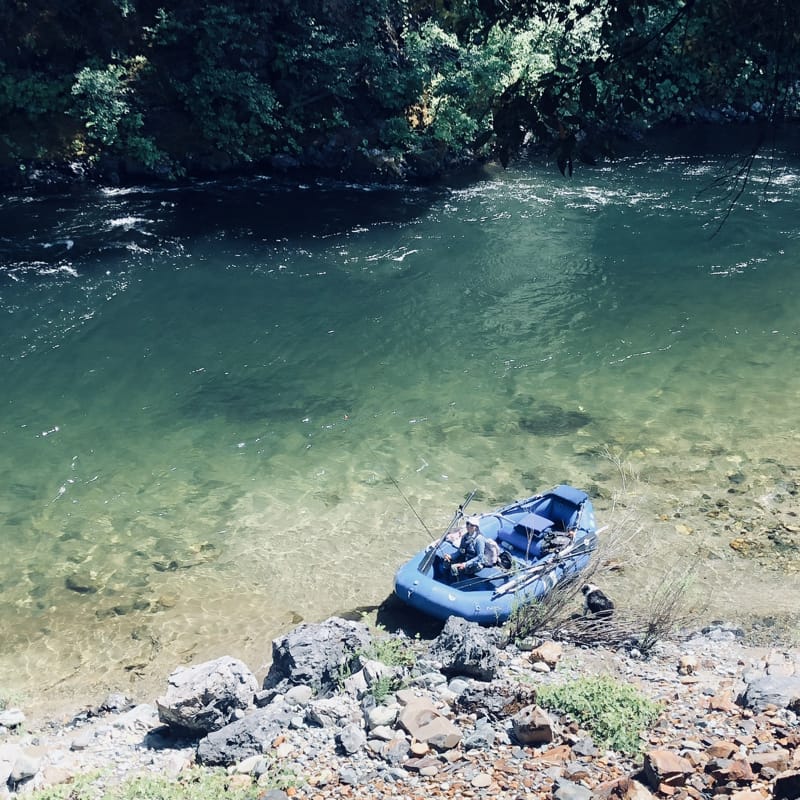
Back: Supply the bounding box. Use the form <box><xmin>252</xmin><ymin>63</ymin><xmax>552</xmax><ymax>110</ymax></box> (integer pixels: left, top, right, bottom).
<box><xmin>2</xmin><ymin>616</ymin><xmax>800</xmax><ymax>800</ymax></box>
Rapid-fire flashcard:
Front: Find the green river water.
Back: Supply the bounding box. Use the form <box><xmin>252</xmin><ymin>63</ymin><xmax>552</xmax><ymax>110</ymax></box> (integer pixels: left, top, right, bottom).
<box><xmin>1</xmin><ymin>142</ymin><xmax>799</xmax><ymax>713</ymax></box>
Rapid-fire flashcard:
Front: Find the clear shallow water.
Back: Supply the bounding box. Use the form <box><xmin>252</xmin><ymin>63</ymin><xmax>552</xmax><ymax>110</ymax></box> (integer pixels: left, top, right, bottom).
<box><xmin>2</xmin><ymin>152</ymin><xmax>800</xmax><ymax>713</ymax></box>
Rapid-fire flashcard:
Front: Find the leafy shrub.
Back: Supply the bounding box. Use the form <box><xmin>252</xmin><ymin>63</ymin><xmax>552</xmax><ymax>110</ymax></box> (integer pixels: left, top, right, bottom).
<box><xmin>536</xmin><ymin>675</ymin><xmax>662</xmax><ymax>755</ymax></box>
<box><xmin>0</xmin><ymin>71</ymin><xmax>70</xmax><ymax>118</ymax></box>
<box><xmin>71</xmin><ymin>64</ymin><xmax>130</xmax><ymax>146</ymax></box>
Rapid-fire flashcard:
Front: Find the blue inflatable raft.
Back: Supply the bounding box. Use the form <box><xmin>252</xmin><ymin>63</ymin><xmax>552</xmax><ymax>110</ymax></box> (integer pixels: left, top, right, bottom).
<box><xmin>393</xmin><ymin>484</ymin><xmax>599</xmax><ymax>624</ymax></box>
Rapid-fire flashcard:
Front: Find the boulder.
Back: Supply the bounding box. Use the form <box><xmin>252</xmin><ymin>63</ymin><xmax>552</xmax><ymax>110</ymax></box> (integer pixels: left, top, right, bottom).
<box><xmin>706</xmin><ymin>757</ymin><xmax>755</xmax><ymax>783</ymax></box>
<box><xmin>337</xmin><ymin>723</ymin><xmax>367</xmax><ymax>755</ymax></box>
<box><xmin>456</xmin><ymin>678</ymin><xmax>537</xmax><ymax>720</ymax></box>
<box><xmin>306</xmin><ymin>695</ymin><xmax>363</xmax><ymax>729</ymax></box>
<box><xmin>157</xmin><ymin>656</ymin><xmax>258</xmax><ymax>734</ymax></box>
<box><xmin>397</xmin><ymin>696</ymin><xmax>461</xmax><ymax>750</ymax></box>
<box><xmin>196</xmin><ymin>702</ymin><xmax>295</xmax><ymax>766</ymax></box>
<box><xmin>366</xmin><ymin>703</ymin><xmax>399</xmax><ymax>730</ymax></box>
<box><xmin>262</xmin><ymin>617</ymin><xmax>371</xmax><ymax>697</ymax></box>
<box><xmin>738</xmin><ymin>675</ymin><xmax>800</xmax><ymax>713</ymax></box>
<box><xmin>642</xmin><ymin>749</ymin><xmax>694</xmax><ymax>789</ymax></box>
<box><xmin>0</xmin><ymin>744</ymin><xmax>21</xmax><ymax>787</ymax></box>
<box><xmin>530</xmin><ymin>641</ymin><xmax>563</xmax><ymax>670</ymax></box>
<box><xmin>511</xmin><ymin>704</ymin><xmax>558</xmax><ymax>745</ymax></box>
<box><xmin>428</xmin><ymin>617</ymin><xmax>502</xmax><ymax>681</ymax></box>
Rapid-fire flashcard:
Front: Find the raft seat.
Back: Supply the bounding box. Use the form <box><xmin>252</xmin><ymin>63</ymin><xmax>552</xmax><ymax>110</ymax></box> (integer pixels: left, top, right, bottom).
<box><xmin>496</xmin><ymin>512</ymin><xmax>553</xmax><ymax>556</ymax></box>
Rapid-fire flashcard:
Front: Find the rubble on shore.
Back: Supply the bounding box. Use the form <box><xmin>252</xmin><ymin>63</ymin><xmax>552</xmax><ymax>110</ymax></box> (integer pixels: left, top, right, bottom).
<box><xmin>2</xmin><ymin>616</ymin><xmax>799</xmax><ymax>799</ymax></box>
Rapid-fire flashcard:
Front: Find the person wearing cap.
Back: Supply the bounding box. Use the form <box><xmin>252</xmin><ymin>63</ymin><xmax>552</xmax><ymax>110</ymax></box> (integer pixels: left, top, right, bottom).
<box><xmin>443</xmin><ymin>516</ymin><xmax>487</xmax><ymax>578</ymax></box>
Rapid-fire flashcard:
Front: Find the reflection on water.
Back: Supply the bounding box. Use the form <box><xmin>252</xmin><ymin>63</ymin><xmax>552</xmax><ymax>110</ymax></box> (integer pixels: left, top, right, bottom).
<box><xmin>1</xmin><ymin>154</ymin><xmax>800</xmax><ymax>715</ymax></box>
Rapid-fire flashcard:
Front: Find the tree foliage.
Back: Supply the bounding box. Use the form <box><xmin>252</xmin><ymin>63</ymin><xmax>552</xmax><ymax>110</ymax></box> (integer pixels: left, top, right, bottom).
<box><xmin>0</xmin><ymin>0</ymin><xmax>797</xmax><ymax>180</ymax></box>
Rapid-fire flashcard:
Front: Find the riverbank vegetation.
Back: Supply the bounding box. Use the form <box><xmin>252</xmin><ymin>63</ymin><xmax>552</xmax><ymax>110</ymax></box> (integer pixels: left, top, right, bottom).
<box><xmin>2</xmin><ymin>0</ymin><xmax>798</xmax><ymax>184</ymax></box>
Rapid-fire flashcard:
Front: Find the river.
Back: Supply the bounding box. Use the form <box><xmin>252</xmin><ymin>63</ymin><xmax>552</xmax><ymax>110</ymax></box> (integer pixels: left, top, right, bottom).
<box><xmin>2</xmin><ymin>141</ymin><xmax>799</xmax><ymax>714</ymax></box>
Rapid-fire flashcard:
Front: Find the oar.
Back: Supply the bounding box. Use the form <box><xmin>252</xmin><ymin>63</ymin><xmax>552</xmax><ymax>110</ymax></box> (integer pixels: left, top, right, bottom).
<box><xmin>455</xmin><ymin>536</ymin><xmax>598</xmax><ymax>593</ymax></box>
<box><xmin>419</xmin><ymin>489</ymin><xmax>477</xmax><ymax>574</ymax></box>
<box><xmin>492</xmin><ymin>536</ymin><xmax>598</xmax><ymax>598</ymax></box>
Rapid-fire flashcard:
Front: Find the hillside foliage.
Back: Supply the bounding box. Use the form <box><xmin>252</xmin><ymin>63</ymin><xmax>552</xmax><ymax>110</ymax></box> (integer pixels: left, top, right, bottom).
<box><xmin>1</xmin><ymin>0</ymin><xmax>798</xmax><ymax>180</ymax></box>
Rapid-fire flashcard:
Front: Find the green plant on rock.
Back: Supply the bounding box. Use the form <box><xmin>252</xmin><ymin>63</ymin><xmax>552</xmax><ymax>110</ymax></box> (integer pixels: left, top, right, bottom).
<box><xmin>369</xmin><ymin>672</ymin><xmax>395</xmax><ymax>705</ymax></box>
<box><xmin>536</xmin><ymin>675</ymin><xmax>662</xmax><ymax>755</ymax></box>
<box><xmin>336</xmin><ymin>626</ymin><xmax>417</xmax><ymax>700</ymax></box>
<box><xmin>360</xmin><ymin>629</ymin><xmax>418</xmax><ymax>669</ymax></box>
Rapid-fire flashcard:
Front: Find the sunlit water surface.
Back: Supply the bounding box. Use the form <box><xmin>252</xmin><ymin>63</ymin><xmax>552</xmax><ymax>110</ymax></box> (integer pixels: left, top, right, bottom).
<box><xmin>2</xmin><ymin>148</ymin><xmax>799</xmax><ymax>714</ymax></box>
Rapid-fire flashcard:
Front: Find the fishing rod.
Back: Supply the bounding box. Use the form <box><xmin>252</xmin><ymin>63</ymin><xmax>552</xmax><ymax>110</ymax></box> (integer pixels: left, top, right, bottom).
<box><xmin>367</xmin><ymin>444</ymin><xmax>433</xmax><ymax>538</ymax></box>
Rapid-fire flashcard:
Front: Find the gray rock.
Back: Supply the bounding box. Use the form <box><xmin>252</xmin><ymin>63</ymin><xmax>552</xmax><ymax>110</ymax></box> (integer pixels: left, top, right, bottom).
<box><xmin>8</xmin><ymin>752</ymin><xmax>40</xmax><ymax>785</ymax></box>
<box><xmin>114</xmin><ymin>704</ymin><xmax>160</xmax><ymax>732</ymax></box>
<box><xmin>306</xmin><ymin>695</ymin><xmax>363</xmax><ymax>729</ymax></box>
<box><xmin>337</xmin><ymin>723</ymin><xmax>367</xmax><ymax>754</ymax></box>
<box><xmin>456</xmin><ymin>678</ymin><xmax>537</xmax><ymax>720</ymax></box>
<box><xmin>447</xmin><ymin>678</ymin><xmax>470</xmax><ymax>696</ymax></box>
<box><xmin>157</xmin><ymin>656</ymin><xmax>258</xmax><ymax>734</ymax></box>
<box><xmin>552</xmin><ymin>777</ymin><xmax>593</xmax><ymax>800</ymax></box>
<box><xmin>70</xmin><ymin>730</ymin><xmax>96</xmax><ymax>751</ymax></box>
<box><xmin>99</xmin><ymin>692</ymin><xmax>133</xmax><ymax>713</ymax></box>
<box><xmin>196</xmin><ymin>702</ymin><xmax>295</xmax><ymax>766</ymax></box>
<box><xmin>361</xmin><ymin>659</ymin><xmax>397</xmax><ymax>687</ymax></box>
<box><xmin>284</xmin><ymin>685</ymin><xmax>313</xmax><ymax>707</ymax></box>
<box><xmin>408</xmin><ymin>671</ymin><xmax>448</xmax><ymax>690</ymax></box>
<box><xmin>0</xmin><ymin>744</ymin><xmax>20</xmax><ymax>786</ymax></box>
<box><xmin>572</xmin><ymin>736</ymin><xmax>598</xmax><ymax>757</ymax></box>
<box><xmin>339</xmin><ymin>767</ymin><xmax>360</xmax><ymax>785</ymax></box>
<box><xmin>463</xmin><ymin>718</ymin><xmax>496</xmax><ymax>750</ymax></box>
<box><xmin>428</xmin><ymin>617</ymin><xmax>501</xmax><ymax>681</ymax></box>
<box><xmin>366</xmin><ymin>703</ymin><xmax>399</xmax><ymax>730</ymax></box>
<box><xmin>263</xmin><ymin>617</ymin><xmax>371</xmax><ymax>697</ymax></box>
<box><xmin>739</xmin><ymin>675</ymin><xmax>800</xmax><ymax>713</ymax></box>
<box><xmin>342</xmin><ymin>669</ymin><xmax>369</xmax><ymax>699</ymax></box>
<box><xmin>384</xmin><ymin>765</ymin><xmax>411</xmax><ymax>782</ymax></box>
<box><xmin>381</xmin><ymin>735</ymin><xmax>411</xmax><ymax>765</ymax></box>
<box><xmin>258</xmin><ymin>791</ymin><xmax>290</xmax><ymax>800</ymax></box>
<box><xmin>369</xmin><ymin>725</ymin><xmax>396</xmax><ymax>741</ymax></box>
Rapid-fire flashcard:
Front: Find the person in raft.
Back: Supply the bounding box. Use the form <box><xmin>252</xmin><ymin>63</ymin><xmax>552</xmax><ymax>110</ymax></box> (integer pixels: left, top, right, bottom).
<box><xmin>443</xmin><ymin>516</ymin><xmax>487</xmax><ymax>578</ymax></box>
